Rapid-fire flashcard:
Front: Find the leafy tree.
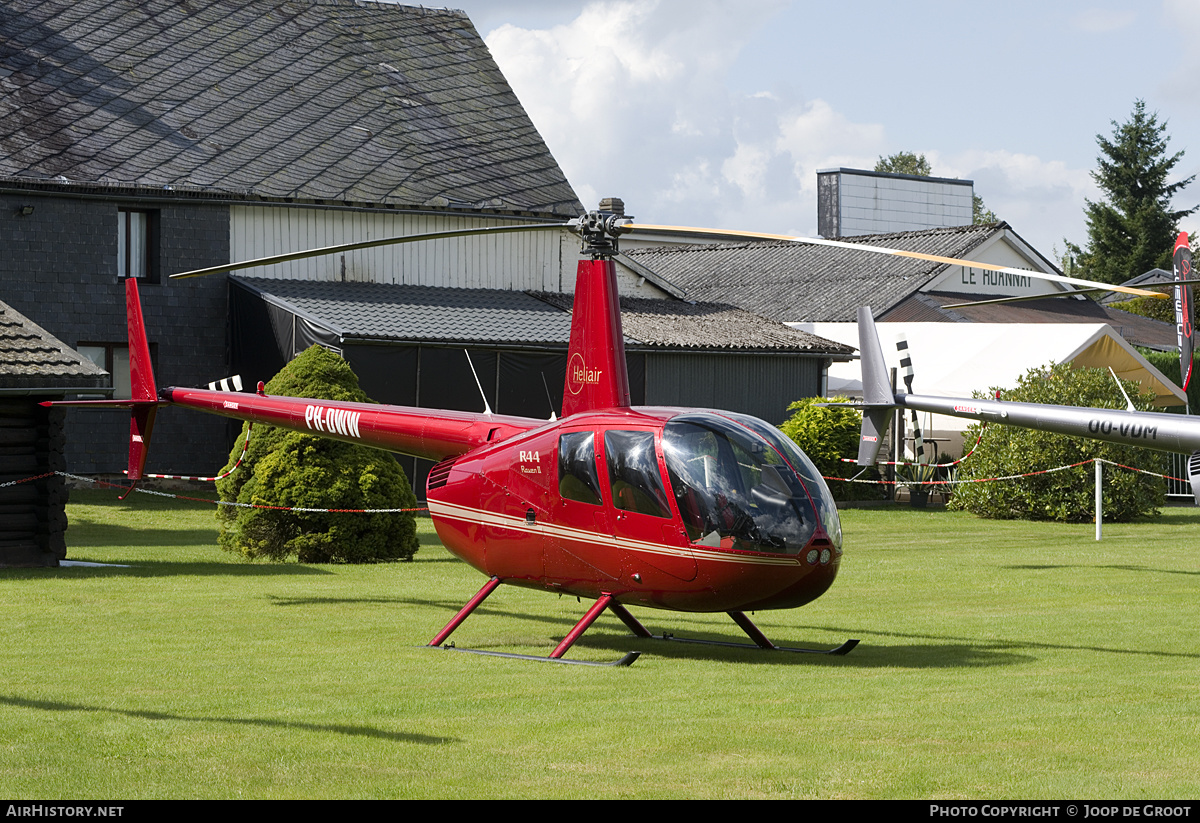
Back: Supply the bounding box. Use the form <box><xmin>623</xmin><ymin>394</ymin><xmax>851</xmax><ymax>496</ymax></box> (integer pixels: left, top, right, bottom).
<box><xmin>875</xmin><ymin>151</ymin><xmax>931</xmax><ymax>176</ymax></box>
<box><xmin>948</xmin><ymin>363</ymin><xmax>1165</xmax><ymax>522</ymax></box>
<box><xmin>1109</xmin><ymin>291</ymin><xmax>1177</xmax><ymax>324</ymax></box>
<box><xmin>973</xmin><ymin>195</ymin><xmax>998</xmax><ymax>224</ymax></box>
<box><xmin>875</xmin><ymin>151</ymin><xmax>997</xmax><ymax>225</ymax></box>
<box><xmin>779</xmin><ymin>397</ymin><xmax>884</xmax><ymax>500</ymax></box>
<box><xmin>216</xmin><ymin>345</ymin><xmax>419</xmax><ymax>563</ymax></box>
<box><xmin>1077</xmin><ymin>100</ymin><xmax>1197</xmax><ymax>284</ymax></box>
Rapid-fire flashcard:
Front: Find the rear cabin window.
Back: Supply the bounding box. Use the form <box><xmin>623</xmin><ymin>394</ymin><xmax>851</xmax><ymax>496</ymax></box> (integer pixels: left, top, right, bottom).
<box><xmin>604</xmin><ymin>430</ymin><xmax>671</xmax><ymax>518</ymax></box>
<box><xmin>558</xmin><ymin>432</ymin><xmax>603</xmax><ymax>506</ymax></box>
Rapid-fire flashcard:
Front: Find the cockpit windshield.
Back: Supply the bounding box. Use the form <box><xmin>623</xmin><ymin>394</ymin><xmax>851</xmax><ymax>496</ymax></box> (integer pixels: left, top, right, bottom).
<box><xmin>661</xmin><ymin>412</ymin><xmax>841</xmax><ymax>555</ymax></box>
<box><xmin>720</xmin><ymin>412</ymin><xmax>843</xmax><ymax>551</ymax></box>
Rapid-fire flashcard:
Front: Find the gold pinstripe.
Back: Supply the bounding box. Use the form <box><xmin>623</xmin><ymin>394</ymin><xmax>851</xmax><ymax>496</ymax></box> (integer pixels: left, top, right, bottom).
<box><xmin>427</xmin><ymin>500</ymin><xmax>803</xmax><ymax>567</ymax></box>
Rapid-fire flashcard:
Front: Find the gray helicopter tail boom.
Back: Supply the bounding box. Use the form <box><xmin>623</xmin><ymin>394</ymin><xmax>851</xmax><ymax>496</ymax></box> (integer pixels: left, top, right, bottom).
<box><xmin>855</xmin><ymin>310</ymin><xmax>1200</xmax><ymax>502</ymax></box>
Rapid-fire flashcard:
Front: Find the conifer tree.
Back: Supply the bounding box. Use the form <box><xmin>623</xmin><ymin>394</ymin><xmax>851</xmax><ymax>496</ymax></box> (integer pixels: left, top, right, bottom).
<box><xmin>216</xmin><ymin>345</ymin><xmax>419</xmax><ymax>563</ymax></box>
<box><xmin>1079</xmin><ymin>100</ymin><xmax>1197</xmax><ymax>284</ymax></box>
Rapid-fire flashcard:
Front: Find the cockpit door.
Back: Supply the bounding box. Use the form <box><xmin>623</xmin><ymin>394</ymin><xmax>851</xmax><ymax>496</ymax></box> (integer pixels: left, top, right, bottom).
<box><xmin>545</xmin><ymin>429</ymin><xmax>623</xmax><ymax>586</ymax></box>
<box><xmin>599</xmin><ymin>429</ymin><xmax>697</xmax><ymax>582</ymax></box>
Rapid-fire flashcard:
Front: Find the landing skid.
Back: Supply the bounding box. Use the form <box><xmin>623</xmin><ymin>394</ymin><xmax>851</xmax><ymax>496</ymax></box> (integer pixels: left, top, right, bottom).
<box><xmin>428</xmin><ymin>643</ymin><xmax>641</xmax><ymax>667</ymax></box>
<box><xmin>426</xmin><ymin>579</ymin><xmax>857</xmax><ymax>665</ymax></box>
<box><xmin>650</xmin><ymin>633</ymin><xmax>859</xmax><ymax>656</ymax></box>
<box><xmin>427</xmin><ymin>578</ymin><xmax>640</xmax><ymax>666</ymax></box>
<box><xmin>608</xmin><ymin>603</ymin><xmax>859</xmax><ymax>656</ymax></box>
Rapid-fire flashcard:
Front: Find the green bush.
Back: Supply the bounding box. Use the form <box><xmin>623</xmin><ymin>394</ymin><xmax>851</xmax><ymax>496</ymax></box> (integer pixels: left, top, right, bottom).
<box><xmin>778</xmin><ymin>397</ymin><xmax>885</xmax><ymax>500</ymax></box>
<box><xmin>948</xmin><ymin>363</ymin><xmax>1165</xmax><ymax>522</ymax></box>
<box><xmin>216</xmin><ymin>345</ymin><xmax>419</xmax><ymax>563</ymax></box>
<box><xmin>1137</xmin><ymin>347</ymin><xmax>1200</xmax><ymax>410</ymax></box>
<box><xmin>1109</xmin><ymin>292</ymin><xmax>1176</xmax><ymax>324</ymax></box>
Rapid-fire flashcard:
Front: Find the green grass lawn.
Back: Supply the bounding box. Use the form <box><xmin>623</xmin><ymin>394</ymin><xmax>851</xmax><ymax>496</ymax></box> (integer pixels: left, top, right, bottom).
<box><xmin>2</xmin><ymin>490</ymin><xmax>1199</xmax><ymax>798</ymax></box>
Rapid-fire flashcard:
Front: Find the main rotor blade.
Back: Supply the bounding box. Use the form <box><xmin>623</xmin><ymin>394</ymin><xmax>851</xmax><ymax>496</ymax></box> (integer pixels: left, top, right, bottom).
<box><xmin>169</xmin><ymin>222</ymin><xmax>569</xmax><ymax>279</ymax></box>
<box><xmin>943</xmin><ymin>279</ymin><xmax>1200</xmax><ymax>309</ymax></box>
<box><xmin>624</xmin><ymin>223</ymin><xmax>1169</xmax><ymax>300</ymax></box>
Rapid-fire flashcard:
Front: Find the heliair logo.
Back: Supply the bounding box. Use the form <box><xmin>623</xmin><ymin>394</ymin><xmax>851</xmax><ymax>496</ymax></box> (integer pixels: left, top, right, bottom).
<box><xmin>567</xmin><ymin>353</ymin><xmax>603</xmax><ymax>395</ymax></box>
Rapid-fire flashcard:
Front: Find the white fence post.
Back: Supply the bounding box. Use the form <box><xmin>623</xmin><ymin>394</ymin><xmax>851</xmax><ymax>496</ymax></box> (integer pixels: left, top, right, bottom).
<box><xmin>1095</xmin><ymin>459</ymin><xmax>1103</xmax><ymax>542</ymax></box>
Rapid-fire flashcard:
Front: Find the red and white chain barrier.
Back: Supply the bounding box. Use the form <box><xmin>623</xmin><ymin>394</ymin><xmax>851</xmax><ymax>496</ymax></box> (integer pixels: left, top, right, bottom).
<box><xmin>58</xmin><ymin>475</ymin><xmax>432</xmax><ymax>513</ymax></box>
<box><xmin>1</xmin><ymin>471</ymin><xmax>427</xmax><ymax>513</ymax></box>
<box><xmin>837</xmin><ymin>423</ymin><xmax>989</xmax><ymax>469</ymax></box>
<box><xmin>826</xmin><ymin>458</ymin><xmax>1186</xmax><ymax>487</ymax></box>
<box><xmin>132</xmin><ymin>423</ymin><xmax>254</xmax><ymax>482</ymax></box>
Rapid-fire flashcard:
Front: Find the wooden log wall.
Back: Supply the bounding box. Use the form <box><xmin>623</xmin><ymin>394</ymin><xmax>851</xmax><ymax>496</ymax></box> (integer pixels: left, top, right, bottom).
<box><xmin>0</xmin><ymin>398</ymin><xmax>67</xmax><ymax>567</ymax></box>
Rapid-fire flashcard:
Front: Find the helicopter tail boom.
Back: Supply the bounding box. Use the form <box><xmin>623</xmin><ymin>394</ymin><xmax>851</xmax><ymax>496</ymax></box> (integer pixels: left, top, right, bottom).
<box><xmin>47</xmin><ymin>279</ymin><xmax>545</xmax><ymax>479</ymax></box>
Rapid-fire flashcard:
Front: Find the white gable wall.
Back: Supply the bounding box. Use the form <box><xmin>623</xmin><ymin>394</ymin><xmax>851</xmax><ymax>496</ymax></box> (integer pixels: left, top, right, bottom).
<box><xmin>230</xmin><ymin>205</ymin><xmax>581</xmax><ymax>292</ymax></box>
<box><xmin>922</xmin><ymin>228</ymin><xmax>1064</xmax><ymax>299</ymax></box>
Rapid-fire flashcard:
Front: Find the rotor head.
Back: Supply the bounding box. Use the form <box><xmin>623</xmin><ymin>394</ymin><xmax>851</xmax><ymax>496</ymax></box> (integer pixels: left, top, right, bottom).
<box><xmin>570</xmin><ymin>199</ymin><xmax>633</xmax><ymax>258</ymax></box>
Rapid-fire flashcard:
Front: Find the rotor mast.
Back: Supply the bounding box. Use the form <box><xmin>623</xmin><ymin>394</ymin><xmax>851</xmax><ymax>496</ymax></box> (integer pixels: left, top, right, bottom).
<box><xmin>561</xmin><ymin>200</ymin><xmax>634</xmax><ymax>416</ymax></box>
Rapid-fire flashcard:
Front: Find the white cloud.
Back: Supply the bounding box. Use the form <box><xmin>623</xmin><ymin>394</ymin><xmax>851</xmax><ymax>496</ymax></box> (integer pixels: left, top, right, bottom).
<box><xmin>938</xmin><ymin>150</ymin><xmax>1097</xmax><ymax>253</ymax></box>
<box><xmin>1162</xmin><ymin>0</ymin><xmax>1200</xmax><ymax>112</ymax></box>
<box><xmin>485</xmin><ymin>0</ymin><xmax>891</xmax><ymax>236</ymax></box>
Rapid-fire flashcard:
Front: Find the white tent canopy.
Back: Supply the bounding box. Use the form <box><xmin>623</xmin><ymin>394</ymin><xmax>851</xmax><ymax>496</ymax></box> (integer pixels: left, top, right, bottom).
<box><xmin>793</xmin><ymin>322</ymin><xmax>1187</xmax><ymax>458</ymax></box>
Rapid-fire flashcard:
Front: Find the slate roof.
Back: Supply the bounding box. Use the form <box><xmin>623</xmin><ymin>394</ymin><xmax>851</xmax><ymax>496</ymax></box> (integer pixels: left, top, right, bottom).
<box><xmin>0</xmin><ymin>0</ymin><xmax>582</xmax><ymax>216</ymax></box>
<box><xmin>621</xmin><ymin>223</ymin><xmax>1000</xmax><ymax>323</ymax></box>
<box><xmin>1097</xmin><ymin>269</ymin><xmax>1173</xmax><ymax>305</ymax></box>
<box><xmin>0</xmin><ymin>298</ymin><xmax>108</xmax><ymax>390</ymax></box>
<box><xmin>234</xmin><ymin>277</ymin><xmax>573</xmax><ymax>346</ymax></box>
<box><xmin>234</xmin><ymin>277</ymin><xmax>853</xmax><ymax>354</ymax></box>
<box><xmin>531</xmin><ymin>292</ymin><xmax>852</xmax><ymax>354</ymax></box>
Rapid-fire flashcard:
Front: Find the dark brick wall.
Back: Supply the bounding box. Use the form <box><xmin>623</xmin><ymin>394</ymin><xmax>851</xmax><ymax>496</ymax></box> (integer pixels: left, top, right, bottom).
<box><xmin>0</xmin><ymin>191</ymin><xmax>232</xmax><ymax>474</ymax></box>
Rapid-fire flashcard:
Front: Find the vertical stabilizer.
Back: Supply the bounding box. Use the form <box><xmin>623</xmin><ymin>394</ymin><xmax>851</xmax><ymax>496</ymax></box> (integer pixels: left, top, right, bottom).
<box><xmin>125</xmin><ymin>278</ymin><xmax>159</xmax><ymax>480</ymax></box>
<box><xmin>856</xmin><ymin>307</ymin><xmax>897</xmax><ymax>467</ymax></box>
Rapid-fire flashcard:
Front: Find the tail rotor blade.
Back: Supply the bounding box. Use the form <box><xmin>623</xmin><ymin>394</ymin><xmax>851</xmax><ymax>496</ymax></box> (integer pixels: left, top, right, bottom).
<box><xmin>896</xmin><ymin>335</ymin><xmax>926</xmax><ymax>472</ymax></box>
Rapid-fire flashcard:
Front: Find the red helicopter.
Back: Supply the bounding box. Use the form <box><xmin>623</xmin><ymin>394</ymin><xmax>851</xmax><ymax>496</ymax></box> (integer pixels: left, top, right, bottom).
<box><xmin>55</xmin><ymin>209</ymin><xmax>1169</xmax><ymax>665</ymax></box>
<box><xmin>56</xmin><ymin>209</ymin><xmax>858</xmax><ymax>666</ymax></box>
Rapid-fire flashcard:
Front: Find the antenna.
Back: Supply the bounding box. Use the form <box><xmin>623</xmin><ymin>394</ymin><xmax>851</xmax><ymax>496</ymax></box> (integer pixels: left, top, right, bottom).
<box><xmin>464</xmin><ymin>350</ymin><xmax>492</xmax><ymax>416</ymax></box>
<box><xmin>541</xmin><ymin>373</ymin><xmax>557</xmax><ymax>421</ymax></box>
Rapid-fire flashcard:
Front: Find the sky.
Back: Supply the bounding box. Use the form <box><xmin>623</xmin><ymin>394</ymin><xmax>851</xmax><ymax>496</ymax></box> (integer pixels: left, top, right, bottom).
<box><xmin>436</xmin><ymin>0</ymin><xmax>1200</xmax><ymax>260</ymax></box>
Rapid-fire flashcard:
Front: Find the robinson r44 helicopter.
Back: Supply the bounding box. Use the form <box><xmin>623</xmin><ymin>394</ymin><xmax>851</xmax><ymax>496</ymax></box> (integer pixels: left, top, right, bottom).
<box><xmin>52</xmin><ymin>207</ymin><xmax>1174</xmax><ymax>666</ymax></box>
<box><xmin>57</xmin><ymin>208</ymin><xmax>860</xmax><ymax>667</ymax></box>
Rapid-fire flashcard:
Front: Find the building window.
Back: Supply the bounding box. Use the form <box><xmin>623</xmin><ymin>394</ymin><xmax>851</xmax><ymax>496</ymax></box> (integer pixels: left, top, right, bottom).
<box><xmin>117</xmin><ymin>208</ymin><xmax>157</xmax><ymax>281</ymax></box>
<box><xmin>78</xmin><ymin>344</ymin><xmax>131</xmax><ymax>399</ymax></box>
